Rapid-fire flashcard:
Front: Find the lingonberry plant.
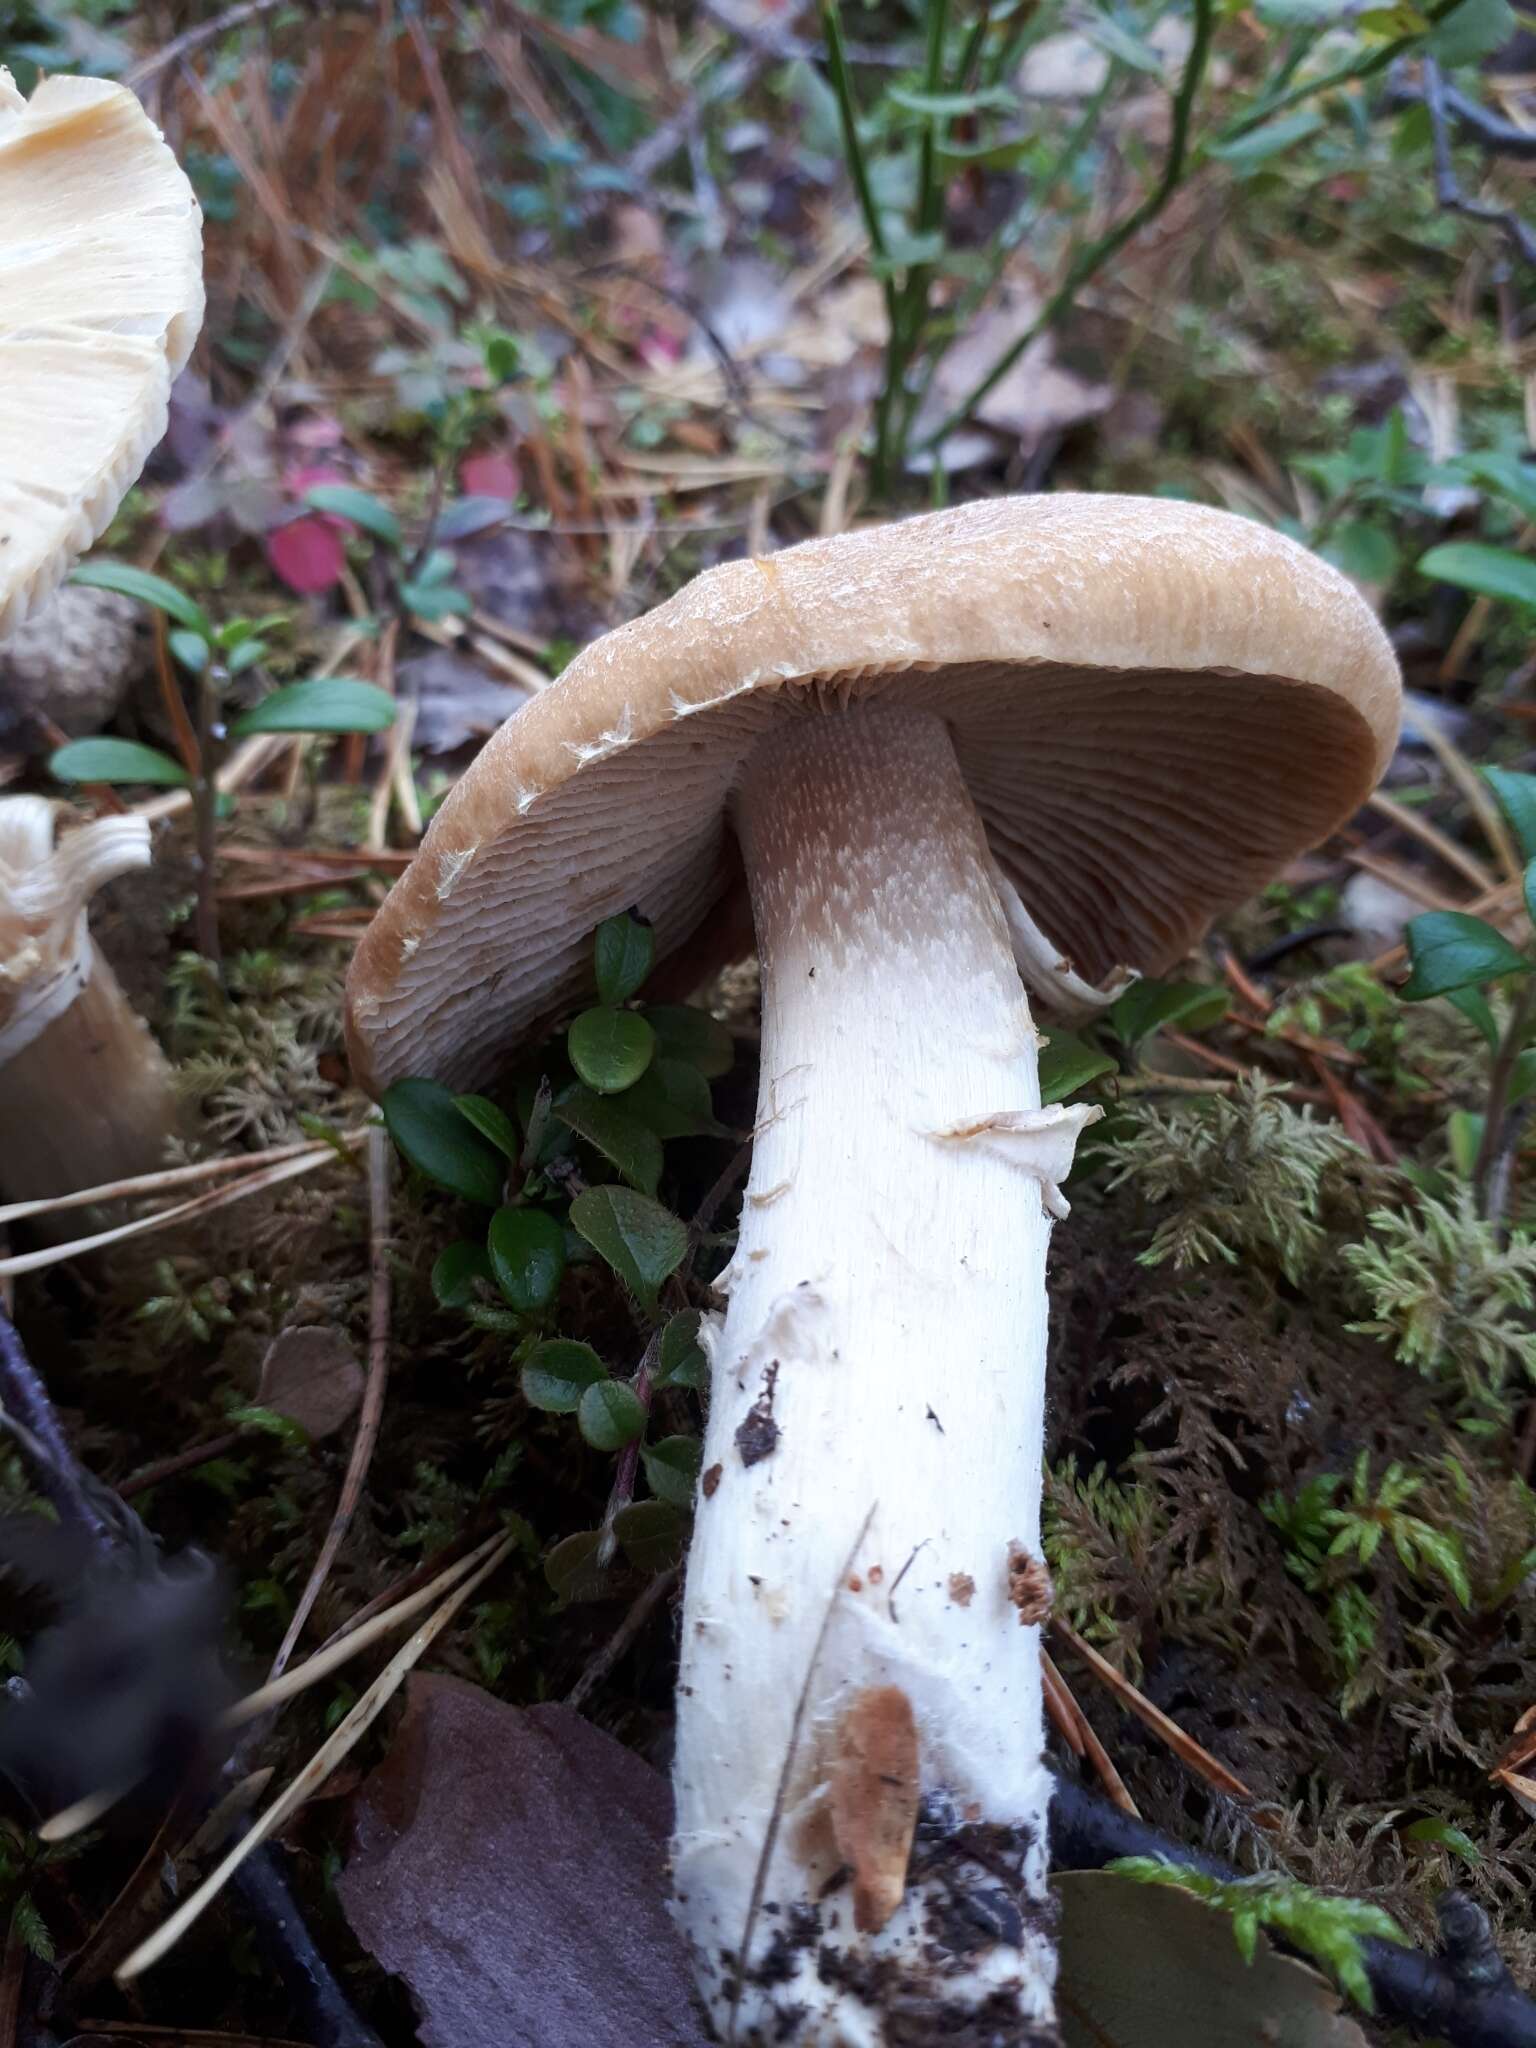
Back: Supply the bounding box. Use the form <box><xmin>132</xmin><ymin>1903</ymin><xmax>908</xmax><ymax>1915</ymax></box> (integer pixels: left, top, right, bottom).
<box><xmin>380</xmin><ymin>913</ymin><xmax>733</xmax><ymax>1596</ymax></box>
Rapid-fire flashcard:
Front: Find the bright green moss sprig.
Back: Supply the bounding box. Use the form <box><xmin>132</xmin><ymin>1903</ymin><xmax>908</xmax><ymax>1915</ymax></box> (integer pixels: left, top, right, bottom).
<box><xmin>1107</xmin><ymin>1858</ymin><xmax>1408</xmax><ymax>2011</ymax></box>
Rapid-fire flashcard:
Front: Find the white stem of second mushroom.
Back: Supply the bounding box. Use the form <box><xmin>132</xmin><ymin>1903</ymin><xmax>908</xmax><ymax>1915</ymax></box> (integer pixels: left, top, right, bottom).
<box><xmin>672</xmin><ymin>705</ymin><xmax>1097</xmax><ymax>2043</ymax></box>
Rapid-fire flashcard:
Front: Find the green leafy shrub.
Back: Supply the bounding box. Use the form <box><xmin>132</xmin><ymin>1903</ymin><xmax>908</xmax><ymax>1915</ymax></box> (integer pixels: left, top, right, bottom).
<box><xmin>381</xmin><ymin>914</ymin><xmax>733</xmax><ymax>1594</ymax></box>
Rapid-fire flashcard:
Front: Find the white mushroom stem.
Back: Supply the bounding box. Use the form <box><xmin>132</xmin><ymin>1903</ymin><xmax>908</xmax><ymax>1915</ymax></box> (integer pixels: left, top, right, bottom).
<box><xmin>0</xmin><ymin>798</ymin><xmax>176</xmax><ymax>1205</ymax></box>
<box><xmin>673</xmin><ymin>707</ymin><xmax>1098</xmax><ymax>2046</ymax></box>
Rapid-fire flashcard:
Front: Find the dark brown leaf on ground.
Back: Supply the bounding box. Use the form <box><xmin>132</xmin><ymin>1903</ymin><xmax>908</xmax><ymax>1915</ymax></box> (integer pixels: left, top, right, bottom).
<box><xmin>338</xmin><ymin>1674</ymin><xmax>710</xmax><ymax>2048</ymax></box>
<box><xmin>1055</xmin><ymin>1872</ymin><xmax>1369</xmax><ymax>2048</ymax></box>
<box><xmin>257</xmin><ymin>1325</ymin><xmax>365</xmax><ymax>1442</ymax></box>
<box><xmin>399</xmin><ymin>647</ymin><xmax>536</xmax><ymax>755</ymax></box>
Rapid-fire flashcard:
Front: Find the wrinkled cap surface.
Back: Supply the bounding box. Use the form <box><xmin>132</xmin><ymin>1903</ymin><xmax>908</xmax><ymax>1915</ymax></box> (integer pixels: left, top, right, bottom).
<box><xmin>0</xmin><ymin>69</ymin><xmax>204</xmax><ymax>643</ymax></box>
<box><xmin>346</xmin><ymin>494</ymin><xmax>1402</xmax><ymax>1094</ymax></box>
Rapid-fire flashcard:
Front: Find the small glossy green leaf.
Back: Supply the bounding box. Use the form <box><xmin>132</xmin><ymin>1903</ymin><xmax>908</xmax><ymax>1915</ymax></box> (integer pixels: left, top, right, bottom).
<box><xmin>488</xmin><ymin>1206</ymin><xmax>565</xmax><ymax>1313</ymax></box>
<box><xmin>1323</xmin><ymin>520</ymin><xmax>1400</xmax><ymax>586</ymax></box>
<box><xmin>400</xmin><ymin>579</ymin><xmax>472</xmax><ymax>620</ymax></box>
<box><xmin>885</xmin><ymin>81</ymin><xmax>1018</xmax><ymax>115</ymax></box>
<box><xmin>523</xmin><ymin>1338</ymin><xmax>607</xmax><ymax>1413</ymax></box>
<box><xmin>544</xmin><ymin>1528</ymin><xmax>609</xmax><ymax>1602</ymax></box>
<box><xmin>1206</xmin><ymin>108</ymin><xmax>1324</xmax><ymax>169</ymax></box>
<box><xmin>230</xmin><ymin>678</ymin><xmax>396</xmax><ymax>737</ymax></box>
<box><xmin>304</xmin><ymin>483</ymin><xmax>400</xmax><ymax>547</ymax></box>
<box><xmin>50</xmin><ymin>738</ymin><xmax>192</xmax><ymax>788</ymax></box>
<box><xmin>1484</xmin><ymin>768</ymin><xmax>1536</xmax><ymax>863</ymax></box>
<box><xmin>1419</xmin><ymin>542</ymin><xmax>1536</xmax><ymax>612</ymax></box>
<box><xmin>642</xmin><ymin>1434</ymin><xmax>702</xmax><ymax>1508</ymax></box>
<box><xmin>1111</xmin><ymin>978</ymin><xmax>1228</xmax><ymax>1046</ymax></box>
<box><xmin>568</xmin><ymin>1006</ymin><xmax>656</xmax><ymax>1094</ymax></box>
<box><xmin>1039</xmin><ymin>1029</ymin><xmax>1116</xmax><ymax>1103</ymax></box>
<box><xmin>482</xmin><ymin>332</ymin><xmax>521</xmax><ymax>382</ymax></box>
<box><xmin>868</xmin><ymin>228</ymin><xmax>946</xmax><ymax>277</ymax></box>
<box><xmin>1084</xmin><ymin>13</ymin><xmax>1166</xmax><ymax>73</ymax></box>
<box><xmin>381</xmin><ymin>1079</ymin><xmax>505</xmax><ymax>1205</ymax></box>
<box><xmin>169</xmin><ymin>628</ymin><xmax>209</xmax><ymax>673</ymax></box>
<box><xmin>453</xmin><ymin>1094</ymin><xmax>520</xmax><ymax>1160</ymax></box>
<box><xmin>1447</xmin><ymin>1109</ymin><xmax>1484</xmax><ymax>1181</ymax></box>
<box><xmin>1401</xmin><ymin>912</ymin><xmax>1533</xmax><ymax>1000</ymax></box>
<box><xmin>645</xmin><ymin>1004</ymin><xmax>734</xmax><ymax>1077</ymax></box>
<box><xmin>1462</xmin><ymin>451</ymin><xmax>1536</xmax><ymax>526</ymax></box>
<box><xmin>1447</xmin><ymin>985</ymin><xmax>1501</xmax><ymax>1050</ymax></box>
<box><xmin>623</xmin><ymin>1058</ymin><xmax>720</xmax><ymax>1140</ymax></box>
<box><xmin>72</xmin><ymin>558</ymin><xmax>212</xmax><ymax>637</ymax></box>
<box><xmin>656</xmin><ymin>1308</ymin><xmax>707</xmax><ymax>1390</ymax></box>
<box><xmin>1401</xmin><ymin>1818</ymin><xmax>1481</xmax><ymax>1864</ymax></box>
<box><xmin>226</xmin><ymin>640</ymin><xmax>269</xmax><ymax>676</ymax></box>
<box><xmin>577</xmin><ymin>1377</ymin><xmax>646</xmax><ymax>1451</ymax></box>
<box><xmin>569</xmin><ymin>1186</ymin><xmax>687</xmax><ymax>1309</ymax></box>
<box><xmin>1509</xmin><ymin>1050</ymin><xmax>1536</xmax><ymax>1106</ymax></box>
<box><xmin>1431</xmin><ymin>0</ymin><xmax>1515</xmax><ymax>64</ymax></box>
<box><xmin>431</xmin><ymin>1241</ymin><xmax>492</xmax><ymax>1308</ymax></box>
<box><xmin>594</xmin><ymin>913</ymin><xmax>655</xmax><ymax>1006</ymax></box>
<box><xmin>612</xmin><ymin>1499</ymin><xmax>686</xmax><ymax>1572</ymax></box>
<box><xmin>553</xmin><ymin>1084</ymin><xmax>664</xmax><ymax>1195</ymax></box>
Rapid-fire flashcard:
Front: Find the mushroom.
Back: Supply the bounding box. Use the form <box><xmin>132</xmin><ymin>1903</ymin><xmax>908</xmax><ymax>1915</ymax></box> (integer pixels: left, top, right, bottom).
<box><xmin>344</xmin><ymin>495</ymin><xmax>1401</xmax><ymax>2042</ymax></box>
<box><xmin>0</xmin><ymin>66</ymin><xmax>202</xmax><ymax>1199</ymax></box>
<box><xmin>0</xmin><ymin>65</ymin><xmax>204</xmax><ymax>639</ymax></box>
<box><xmin>0</xmin><ymin>798</ymin><xmax>176</xmax><ymax>1203</ymax></box>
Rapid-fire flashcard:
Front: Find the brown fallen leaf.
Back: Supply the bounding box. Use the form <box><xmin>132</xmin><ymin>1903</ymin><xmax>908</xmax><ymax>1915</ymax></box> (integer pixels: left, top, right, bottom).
<box><xmin>909</xmin><ymin>284</ymin><xmax>1113</xmax><ymax>474</ymax></box>
<box><xmin>258</xmin><ymin>1325</ymin><xmax>364</xmax><ymax>1443</ymax></box>
<box><xmin>1491</xmin><ymin>1703</ymin><xmax>1536</xmax><ymax>1820</ymax></box>
<box><xmin>338</xmin><ymin>1674</ymin><xmax>710</xmax><ymax>2048</ymax></box>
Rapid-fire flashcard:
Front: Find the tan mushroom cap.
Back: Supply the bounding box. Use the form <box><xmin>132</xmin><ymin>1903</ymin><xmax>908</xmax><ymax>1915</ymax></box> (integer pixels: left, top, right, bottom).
<box><xmin>346</xmin><ymin>494</ymin><xmax>1401</xmax><ymax>1094</ymax></box>
<box><xmin>0</xmin><ymin>68</ymin><xmax>204</xmax><ymax>642</ymax></box>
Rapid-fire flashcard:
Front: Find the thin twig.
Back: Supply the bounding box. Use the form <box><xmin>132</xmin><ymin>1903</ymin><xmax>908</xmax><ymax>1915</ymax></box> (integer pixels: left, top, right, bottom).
<box><xmin>1368</xmin><ymin>788</ymin><xmax>1498</xmax><ymax>893</ymax></box>
<box><xmin>0</xmin><ymin>1916</ymin><xmax>24</xmax><ymax>2048</ymax></box>
<box><xmin>1041</xmin><ymin>1647</ymin><xmax>1140</xmax><ymax>1817</ymax></box>
<box><xmin>1</xmin><ymin>1330</ymin><xmax>381</xmax><ymax>2044</ymax></box>
<box><xmin>1473</xmin><ymin>977</ymin><xmax>1536</xmax><ymax>1221</ymax></box>
<box><xmin>266</xmin><ymin>1127</ymin><xmax>393</xmax><ymax>1681</ymax></box>
<box><xmin>0</xmin><ymin>1143</ymin><xmax>361</xmax><ymax>1281</ymax></box>
<box><xmin>566</xmin><ymin>1565</ymin><xmax>679</xmax><ymax>1710</ymax></box>
<box><xmin>116</xmin><ymin>1533</ymin><xmax>517</xmax><ymax>1984</ymax></box>
<box><xmin>1415</xmin><ymin>717</ymin><xmax>1523</xmax><ymax>884</ymax></box>
<box><xmin>597</xmin><ymin>1329</ymin><xmax>662</xmax><ymax>1568</ymax></box>
<box><xmin>0</xmin><ymin>1138</ymin><xmax>353</xmax><ymax>1229</ymax></box>
<box><xmin>1216</xmin><ymin>0</ymin><xmax>1472</xmax><ymax>141</ymax></box>
<box><xmin>1423</xmin><ymin>57</ymin><xmax>1536</xmax><ymax>271</ymax></box>
<box><xmin>1050</xmin><ymin>1617</ymin><xmax>1263</xmax><ymax>1810</ymax></box>
<box><xmin>1424</xmin><ymin>74</ymin><xmax>1536</xmax><ymax>158</ymax></box>
<box><xmin>231</xmin><ymin>1535</ymin><xmax>505</xmax><ymax>1729</ymax></box>
<box><xmin>127</xmin><ymin>0</ymin><xmax>297</xmax><ymax>85</ymax></box>
<box><xmin>919</xmin><ymin>0</ymin><xmax>1215</xmax><ymax>451</ymax></box>
<box><xmin>0</xmin><ymin>1307</ymin><xmax>114</xmax><ymax>1545</ymax></box>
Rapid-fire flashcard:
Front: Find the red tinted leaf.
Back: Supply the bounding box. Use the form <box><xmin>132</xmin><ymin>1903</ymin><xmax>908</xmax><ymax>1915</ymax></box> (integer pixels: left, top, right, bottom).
<box><xmin>283</xmin><ymin>462</ymin><xmax>353</xmax><ymax>507</ymax></box>
<box><xmin>266</xmin><ymin>516</ymin><xmax>347</xmax><ymax>595</ymax></box>
<box><xmin>459</xmin><ymin>449</ymin><xmax>521</xmax><ymax>501</ymax></box>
